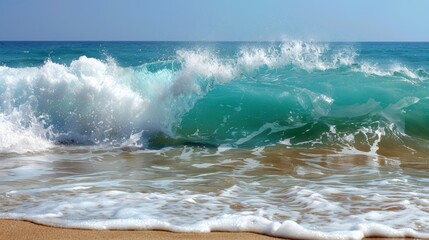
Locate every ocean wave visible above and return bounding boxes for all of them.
[0,41,428,153]
[0,57,150,150]
[0,53,240,152]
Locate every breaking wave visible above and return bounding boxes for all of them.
[0,41,428,153]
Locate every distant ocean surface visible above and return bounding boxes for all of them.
[1,41,429,239]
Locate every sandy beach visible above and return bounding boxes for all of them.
[1,220,420,240]
[0,220,282,240]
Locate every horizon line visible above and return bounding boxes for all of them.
[1,40,429,43]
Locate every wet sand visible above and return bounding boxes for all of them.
[0,220,281,240]
[0,220,419,240]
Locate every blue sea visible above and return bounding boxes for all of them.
[0,41,429,239]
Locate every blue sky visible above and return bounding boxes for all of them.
[1,0,428,41]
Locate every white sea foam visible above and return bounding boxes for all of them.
[1,183,428,239]
[176,49,236,83]
[1,142,429,239]
[0,111,53,153]
[0,57,152,149]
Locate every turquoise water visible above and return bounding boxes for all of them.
[0,41,429,239]
[1,41,429,150]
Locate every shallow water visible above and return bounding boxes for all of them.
[1,146,429,239]
[1,41,429,239]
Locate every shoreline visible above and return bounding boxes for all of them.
[0,220,420,240]
[0,220,281,240]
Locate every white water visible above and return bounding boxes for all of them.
[1,146,429,239]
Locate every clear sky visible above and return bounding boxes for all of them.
[1,0,428,41]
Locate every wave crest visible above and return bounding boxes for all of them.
[237,41,357,71]
[1,41,428,152]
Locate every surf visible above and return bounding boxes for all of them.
[0,41,428,155]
